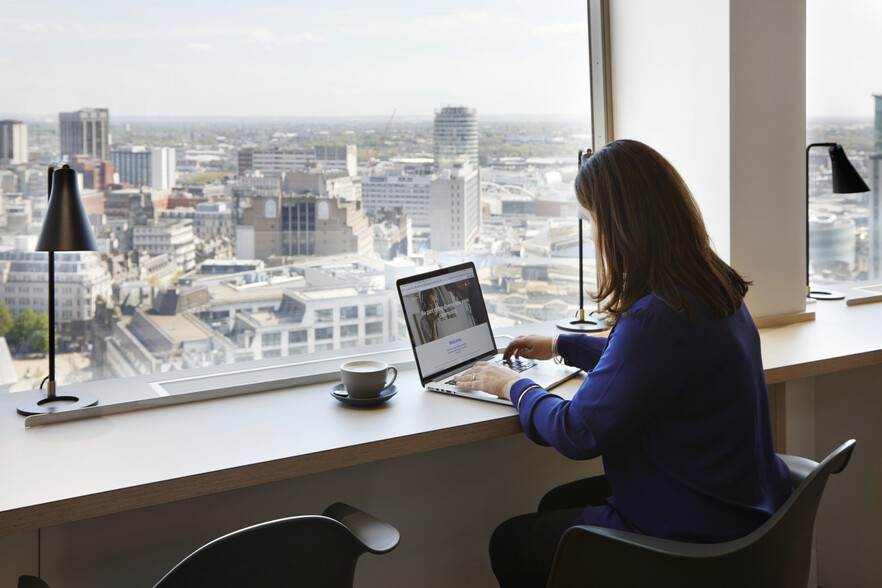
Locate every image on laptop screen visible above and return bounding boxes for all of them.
[398,263,496,382]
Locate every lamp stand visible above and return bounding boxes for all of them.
[17,251,97,416]
[805,143,860,302]
[557,217,606,333]
[807,286,845,301]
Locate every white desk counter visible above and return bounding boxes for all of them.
[1,298,880,539]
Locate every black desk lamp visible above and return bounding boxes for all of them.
[557,149,606,333]
[805,143,870,300]
[17,165,99,415]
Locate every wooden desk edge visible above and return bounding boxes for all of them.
[0,414,523,537]
[763,349,882,385]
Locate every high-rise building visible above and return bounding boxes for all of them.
[433,106,478,170]
[69,155,115,191]
[429,164,481,251]
[59,108,110,160]
[237,195,373,259]
[870,94,882,279]
[0,120,28,165]
[238,145,357,177]
[282,169,362,202]
[132,221,197,272]
[111,145,177,190]
[362,172,433,227]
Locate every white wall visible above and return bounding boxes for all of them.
[607,0,806,319]
[729,0,807,319]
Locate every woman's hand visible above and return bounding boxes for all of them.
[502,335,554,361]
[454,362,522,401]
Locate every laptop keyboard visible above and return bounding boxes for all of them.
[445,358,537,385]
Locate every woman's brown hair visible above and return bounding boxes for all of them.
[575,139,750,322]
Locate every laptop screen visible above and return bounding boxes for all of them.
[397,262,496,383]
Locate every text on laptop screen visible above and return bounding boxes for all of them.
[399,267,495,378]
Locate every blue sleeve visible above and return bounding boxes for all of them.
[557,333,607,371]
[510,307,686,460]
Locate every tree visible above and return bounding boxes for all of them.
[0,302,12,337]
[7,308,50,355]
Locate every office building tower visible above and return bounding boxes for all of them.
[433,106,478,170]
[111,146,177,190]
[132,221,197,272]
[237,195,373,260]
[429,164,481,251]
[362,172,433,227]
[282,169,362,202]
[238,145,357,177]
[870,94,882,279]
[59,108,110,160]
[0,120,28,165]
[193,202,234,241]
[69,155,115,191]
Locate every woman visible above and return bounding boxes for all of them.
[418,289,445,343]
[454,140,792,587]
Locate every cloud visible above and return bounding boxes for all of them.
[188,42,213,52]
[428,17,459,31]
[247,28,280,51]
[288,33,328,43]
[245,29,325,50]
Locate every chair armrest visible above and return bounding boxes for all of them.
[777,453,818,487]
[323,502,400,554]
[547,526,745,588]
[563,525,740,558]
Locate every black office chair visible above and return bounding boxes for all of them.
[154,501,399,587]
[543,439,856,588]
[20,502,400,588]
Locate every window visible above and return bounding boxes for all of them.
[315,327,334,340]
[1,1,591,390]
[315,309,334,323]
[807,0,878,289]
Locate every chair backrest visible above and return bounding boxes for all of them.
[547,439,856,588]
[154,512,376,588]
[719,438,856,587]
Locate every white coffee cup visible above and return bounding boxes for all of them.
[340,360,398,399]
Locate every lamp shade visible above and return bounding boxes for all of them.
[36,165,98,252]
[829,145,870,194]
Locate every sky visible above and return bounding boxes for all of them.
[0,0,591,118]
[806,0,882,119]
[0,0,878,119]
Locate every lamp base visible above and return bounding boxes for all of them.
[556,317,607,333]
[808,289,845,301]
[17,391,98,416]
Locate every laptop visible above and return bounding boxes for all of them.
[396,262,581,405]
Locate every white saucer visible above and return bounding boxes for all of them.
[330,383,397,406]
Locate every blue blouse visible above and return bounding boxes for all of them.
[509,293,793,542]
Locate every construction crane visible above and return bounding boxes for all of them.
[369,107,397,175]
